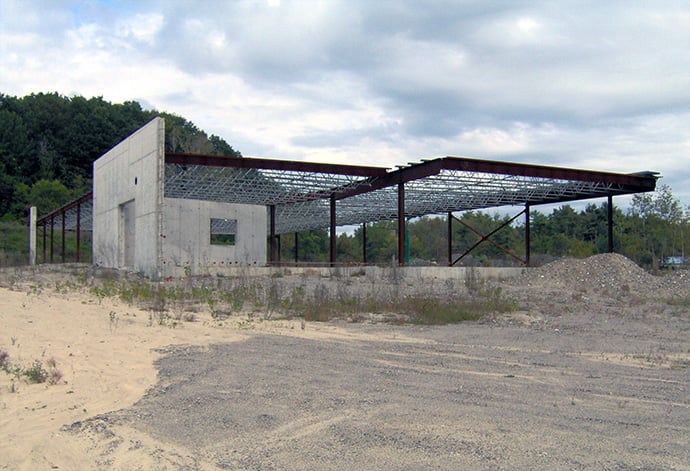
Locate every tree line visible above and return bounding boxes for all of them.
[1,92,686,269]
[0,92,240,221]
[277,186,688,270]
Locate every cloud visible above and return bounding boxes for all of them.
[0,0,688,206]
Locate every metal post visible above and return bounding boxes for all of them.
[28,207,37,265]
[50,215,54,263]
[277,234,281,264]
[42,220,47,263]
[447,211,453,266]
[61,211,66,263]
[76,202,81,263]
[525,204,531,267]
[362,222,367,264]
[294,232,299,264]
[404,217,410,265]
[269,205,276,264]
[330,193,336,266]
[397,183,405,266]
[607,195,614,253]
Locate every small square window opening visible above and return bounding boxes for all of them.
[210,218,237,246]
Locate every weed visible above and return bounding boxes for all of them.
[665,296,690,308]
[0,349,10,371]
[403,296,481,325]
[48,368,63,385]
[237,313,256,329]
[109,310,118,331]
[79,266,518,326]
[23,360,49,383]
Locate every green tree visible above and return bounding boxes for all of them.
[629,185,685,268]
[408,216,447,263]
[11,179,76,219]
[357,220,397,264]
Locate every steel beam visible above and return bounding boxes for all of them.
[441,157,658,189]
[36,192,93,227]
[166,152,388,178]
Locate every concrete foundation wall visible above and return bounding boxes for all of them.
[92,117,164,277]
[162,198,267,274]
[163,264,526,281]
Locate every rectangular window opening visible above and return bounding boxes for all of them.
[210,218,237,246]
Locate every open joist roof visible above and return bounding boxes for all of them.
[38,153,658,235]
[163,153,657,234]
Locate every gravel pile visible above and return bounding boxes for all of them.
[517,253,690,300]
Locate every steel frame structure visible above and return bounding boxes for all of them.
[36,152,658,266]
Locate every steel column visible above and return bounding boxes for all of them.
[398,183,405,266]
[277,234,281,263]
[447,212,453,266]
[525,204,531,267]
[50,215,54,263]
[61,212,66,263]
[330,193,336,266]
[42,220,46,263]
[269,205,276,264]
[362,222,367,264]
[76,202,81,263]
[607,195,614,253]
[294,232,299,264]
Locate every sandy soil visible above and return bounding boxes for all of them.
[1,256,688,470]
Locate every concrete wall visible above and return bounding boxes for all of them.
[162,198,267,274]
[92,117,164,277]
[163,263,526,280]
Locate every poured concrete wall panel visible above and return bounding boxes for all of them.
[92,117,164,277]
[162,198,267,274]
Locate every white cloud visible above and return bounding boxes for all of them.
[1,0,688,207]
[115,12,164,45]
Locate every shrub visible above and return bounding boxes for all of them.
[23,360,49,383]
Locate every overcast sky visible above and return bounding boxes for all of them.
[1,0,689,208]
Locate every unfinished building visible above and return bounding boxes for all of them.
[34,117,659,278]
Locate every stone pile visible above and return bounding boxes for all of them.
[519,253,690,300]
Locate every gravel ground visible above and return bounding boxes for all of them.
[66,254,690,470]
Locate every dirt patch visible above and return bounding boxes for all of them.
[72,317,689,470]
[1,254,689,469]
